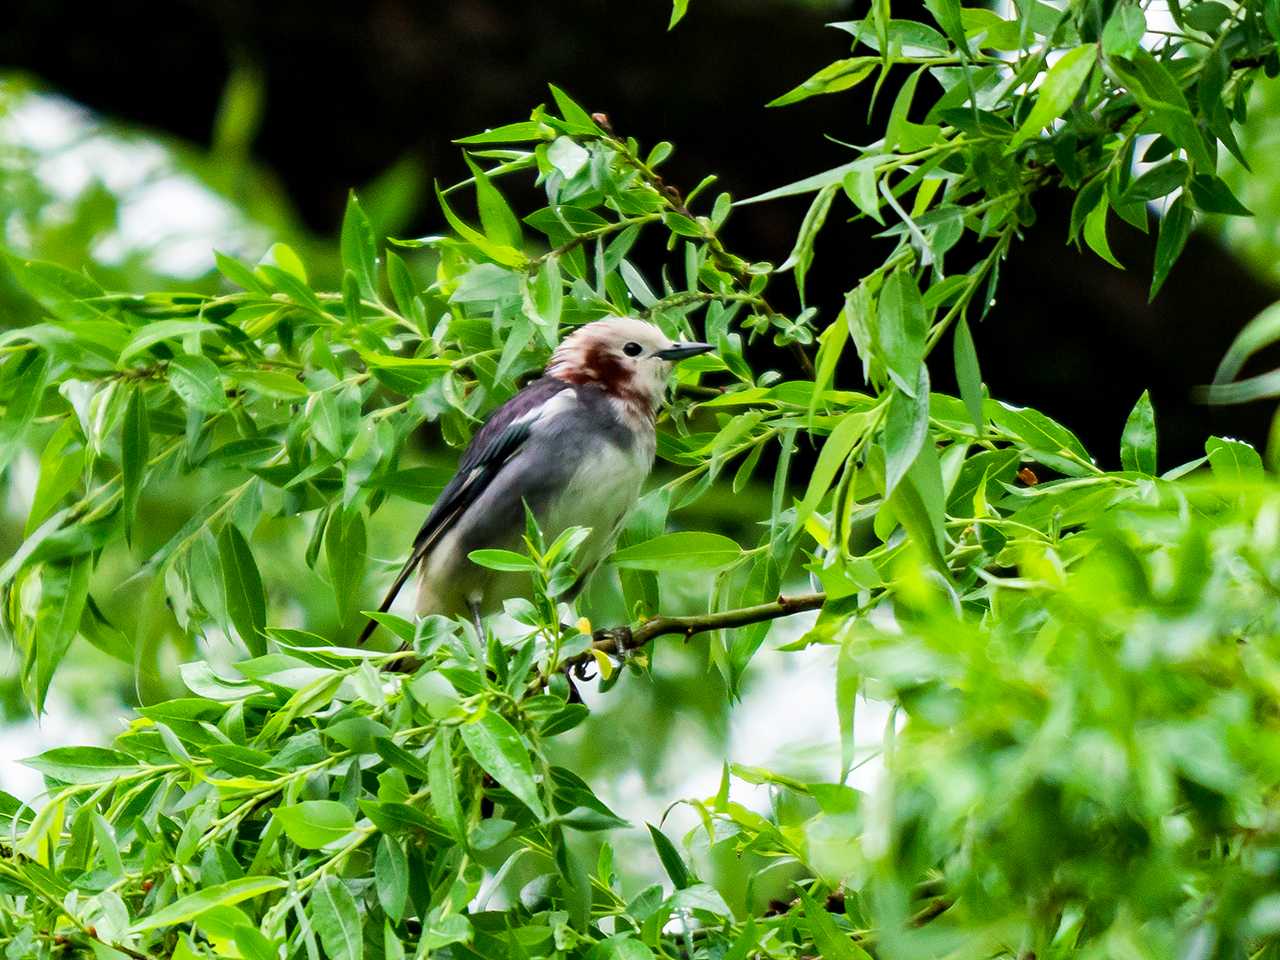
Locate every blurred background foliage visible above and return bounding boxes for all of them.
[3,0,1280,938]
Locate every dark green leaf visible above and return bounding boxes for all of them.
[121,384,149,543]
[1120,390,1157,474]
[218,523,267,656]
[460,711,547,819]
[310,875,363,960]
[341,191,378,299]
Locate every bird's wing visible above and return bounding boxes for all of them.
[357,378,574,644]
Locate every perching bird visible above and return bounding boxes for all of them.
[358,317,713,643]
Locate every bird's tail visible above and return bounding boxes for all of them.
[356,548,425,645]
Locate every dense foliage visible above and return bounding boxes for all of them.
[3,0,1280,956]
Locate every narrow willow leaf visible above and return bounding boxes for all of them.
[460,712,547,819]
[799,890,871,959]
[647,824,692,889]
[375,835,409,922]
[465,155,524,249]
[1150,195,1192,300]
[129,877,288,932]
[341,190,378,299]
[768,58,877,108]
[309,875,363,960]
[669,0,691,29]
[0,351,49,476]
[611,532,743,571]
[1214,301,1280,385]
[795,412,868,527]
[1120,390,1157,474]
[218,524,267,656]
[324,508,366,628]
[23,746,141,784]
[953,317,984,433]
[121,384,149,544]
[31,557,91,715]
[1083,197,1124,269]
[877,270,927,394]
[884,366,931,496]
[836,641,859,781]
[119,320,221,364]
[429,730,466,841]
[780,184,837,306]
[26,419,83,536]
[434,181,526,268]
[1009,44,1097,149]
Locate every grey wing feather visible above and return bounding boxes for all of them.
[356,377,566,644]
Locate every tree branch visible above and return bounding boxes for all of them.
[562,591,826,673]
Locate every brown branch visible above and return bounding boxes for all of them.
[562,591,826,673]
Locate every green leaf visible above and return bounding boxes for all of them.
[460,711,547,819]
[341,191,378,299]
[469,549,537,572]
[922,0,967,46]
[168,354,226,412]
[218,524,267,657]
[375,835,409,923]
[953,317,984,433]
[23,745,140,784]
[532,256,563,347]
[1205,436,1264,481]
[795,412,868,527]
[435,181,526,268]
[1009,44,1097,149]
[129,877,287,933]
[548,84,602,134]
[121,384,149,544]
[669,0,691,29]
[877,270,927,394]
[884,366,931,495]
[768,58,877,108]
[781,184,837,306]
[429,730,466,842]
[1150,195,1193,300]
[119,320,221,364]
[325,508,366,628]
[1189,174,1252,216]
[275,801,357,849]
[309,875,363,960]
[611,532,743,571]
[31,557,91,714]
[26,420,83,535]
[1102,4,1146,58]
[1120,390,1157,474]
[230,369,310,400]
[1214,302,1280,386]
[800,890,871,960]
[8,257,108,322]
[0,351,49,477]
[590,936,658,960]
[1083,196,1124,269]
[647,823,692,889]
[465,155,524,249]
[454,121,548,144]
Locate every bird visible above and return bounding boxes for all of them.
[357,317,713,644]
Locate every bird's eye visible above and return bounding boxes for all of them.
[622,341,644,357]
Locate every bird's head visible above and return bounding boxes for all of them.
[545,317,713,419]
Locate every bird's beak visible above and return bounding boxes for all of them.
[654,342,714,361]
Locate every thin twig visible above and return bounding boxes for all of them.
[562,591,827,672]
